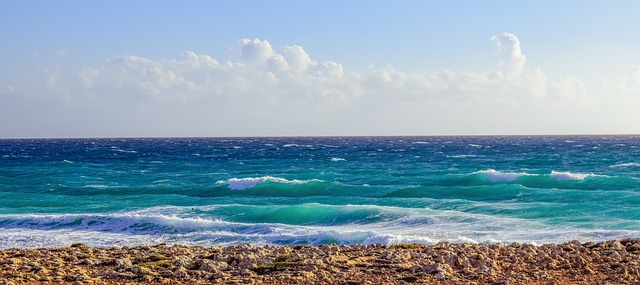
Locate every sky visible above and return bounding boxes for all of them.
[2,1,640,138]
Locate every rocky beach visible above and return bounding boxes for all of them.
[1,239,639,284]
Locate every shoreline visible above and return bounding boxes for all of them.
[1,239,639,284]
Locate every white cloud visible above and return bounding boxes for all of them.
[617,66,640,92]
[4,34,640,137]
[491,33,526,78]
[50,49,67,57]
[39,66,59,88]
[281,45,314,73]
[0,85,17,97]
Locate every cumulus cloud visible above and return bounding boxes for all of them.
[49,34,621,105]
[4,33,640,137]
[281,45,314,73]
[76,36,535,103]
[492,33,526,78]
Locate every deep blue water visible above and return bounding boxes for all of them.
[1,136,640,248]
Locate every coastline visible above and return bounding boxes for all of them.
[1,239,639,284]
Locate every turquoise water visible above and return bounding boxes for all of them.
[1,136,639,248]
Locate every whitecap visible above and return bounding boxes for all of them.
[475,169,526,182]
[219,176,323,190]
[283,144,313,148]
[83,184,125,189]
[550,171,593,181]
[610,163,640,168]
[114,149,138,153]
[331,157,346,162]
[449,154,477,158]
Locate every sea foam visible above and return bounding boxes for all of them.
[220,176,323,190]
[474,169,598,183]
[610,162,640,168]
[475,169,525,182]
[550,171,593,181]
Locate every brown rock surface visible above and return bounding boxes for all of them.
[1,239,639,284]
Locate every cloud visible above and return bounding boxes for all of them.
[75,37,540,104]
[281,45,314,73]
[4,34,640,137]
[50,49,67,57]
[491,33,526,78]
[0,85,17,97]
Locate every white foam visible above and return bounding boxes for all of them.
[550,171,592,181]
[449,154,477,158]
[219,176,323,190]
[610,163,640,168]
[475,169,525,182]
[83,184,111,189]
[283,144,314,148]
[2,205,639,248]
[331,157,346,162]
[110,146,137,153]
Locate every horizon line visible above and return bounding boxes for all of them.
[2,133,640,140]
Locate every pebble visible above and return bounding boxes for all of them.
[0,239,639,284]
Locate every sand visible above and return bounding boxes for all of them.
[1,239,639,284]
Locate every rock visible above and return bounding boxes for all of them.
[424,263,453,277]
[77,258,95,266]
[131,265,153,275]
[609,240,624,251]
[172,256,191,268]
[194,259,227,272]
[240,268,256,277]
[114,258,133,271]
[173,267,190,278]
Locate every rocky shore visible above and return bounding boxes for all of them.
[1,239,639,284]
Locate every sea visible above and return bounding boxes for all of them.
[1,136,639,249]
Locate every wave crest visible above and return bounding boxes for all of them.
[474,169,600,183]
[610,163,640,168]
[550,171,594,181]
[219,176,323,190]
[474,169,526,182]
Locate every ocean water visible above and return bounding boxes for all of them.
[1,136,639,249]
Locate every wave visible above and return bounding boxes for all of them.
[331,157,346,162]
[110,146,138,153]
[218,176,324,190]
[550,171,595,181]
[0,210,233,235]
[429,169,640,191]
[282,144,314,148]
[449,154,477,158]
[473,169,598,182]
[473,169,528,182]
[2,206,639,249]
[610,163,640,168]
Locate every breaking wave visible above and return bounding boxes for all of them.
[218,176,324,190]
[473,169,598,183]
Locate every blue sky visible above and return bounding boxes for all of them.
[2,1,640,137]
